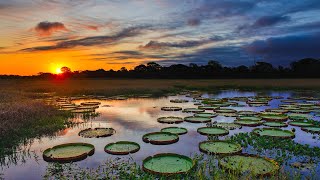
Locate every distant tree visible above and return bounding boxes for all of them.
[120,67,128,72]
[134,64,147,72]
[235,65,249,73]
[251,62,274,73]
[206,60,223,72]
[146,62,162,72]
[61,66,72,74]
[291,58,320,74]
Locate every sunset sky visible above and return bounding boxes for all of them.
[0,0,320,75]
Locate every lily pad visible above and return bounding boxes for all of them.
[142,132,179,145]
[43,143,95,163]
[219,154,279,176]
[80,102,101,106]
[288,121,313,127]
[161,107,182,111]
[199,140,242,155]
[182,108,205,113]
[260,113,288,121]
[253,128,295,139]
[104,141,140,155]
[197,127,229,136]
[184,116,211,123]
[301,126,320,134]
[161,127,188,135]
[263,122,288,128]
[237,116,262,121]
[214,123,242,130]
[194,112,217,118]
[170,99,188,103]
[143,153,194,175]
[234,120,263,127]
[157,116,184,124]
[78,128,115,138]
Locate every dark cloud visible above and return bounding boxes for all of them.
[139,36,224,50]
[34,21,68,36]
[187,18,201,26]
[22,26,148,52]
[244,32,320,63]
[237,15,290,33]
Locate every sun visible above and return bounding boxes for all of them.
[55,68,62,74]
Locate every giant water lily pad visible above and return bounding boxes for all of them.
[219,155,279,176]
[214,123,242,130]
[237,116,262,121]
[199,141,242,155]
[142,132,179,145]
[80,102,101,106]
[198,106,219,110]
[170,99,188,103]
[79,128,115,138]
[104,141,140,155]
[288,121,313,127]
[234,120,263,127]
[197,127,229,136]
[288,113,312,120]
[43,143,95,162]
[157,116,184,124]
[253,128,295,139]
[143,153,194,175]
[214,108,237,113]
[260,113,288,121]
[263,122,288,128]
[238,111,258,116]
[301,126,320,134]
[161,127,188,135]
[182,108,205,113]
[195,112,217,118]
[184,116,211,123]
[161,107,182,111]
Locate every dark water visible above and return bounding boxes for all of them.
[1,90,320,179]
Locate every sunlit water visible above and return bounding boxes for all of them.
[1,90,320,179]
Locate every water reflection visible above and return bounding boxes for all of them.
[1,90,320,179]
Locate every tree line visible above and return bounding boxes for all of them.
[1,58,320,79]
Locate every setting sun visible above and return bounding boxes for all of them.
[55,68,62,74]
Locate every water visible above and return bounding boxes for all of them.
[1,90,320,179]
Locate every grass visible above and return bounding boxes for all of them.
[0,91,72,164]
[1,79,320,96]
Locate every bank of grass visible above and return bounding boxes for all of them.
[0,91,72,162]
[1,79,320,96]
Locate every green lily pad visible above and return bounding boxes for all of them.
[237,116,262,121]
[214,123,242,130]
[142,132,179,145]
[234,120,263,127]
[161,127,188,135]
[253,128,295,139]
[104,141,140,155]
[301,126,320,134]
[182,108,205,113]
[143,153,194,175]
[43,143,95,163]
[199,141,242,155]
[219,154,279,176]
[184,116,211,123]
[197,127,229,136]
[161,107,182,111]
[157,116,184,124]
[170,99,188,103]
[194,112,217,118]
[263,122,288,128]
[78,128,115,138]
[288,121,313,127]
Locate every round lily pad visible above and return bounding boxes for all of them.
[263,122,288,128]
[157,116,184,124]
[184,116,211,123]
[219,154,279,176]
[301,126,320,134]
[214,123,242,130]
[198,106,219,110]
[80,102,101,106]
[253,128,295,139]
[143,153,194,175]
[234,120,263,127]
[288,121,313,127]
[142,132,179,145]
[197,127,229,136]
[214,108,237,113]
[237,116,262,121]
[238,111,258,116]
[289,109,311,114]
[161,107,182,111]
[43,143,95,163]
[161,127,188,135]
[265,108,288,114]
[170,99,188,103]
[194,112,217,118]
[199,140,242,155]
[260,113,288,121]
[104,141,140,155]
[71,109,95,113]
[288,113,312,120]
[182,108,205,113]
[78,128,115,138]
